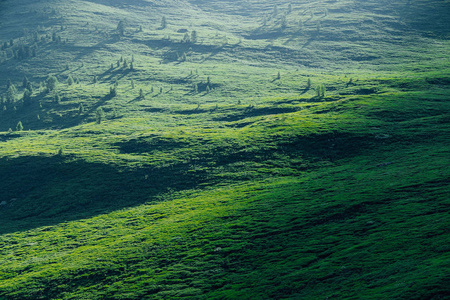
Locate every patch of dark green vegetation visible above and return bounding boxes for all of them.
[0,0,449,299]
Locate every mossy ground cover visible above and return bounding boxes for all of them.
[0,0,449,299]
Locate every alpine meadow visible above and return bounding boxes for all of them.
[0,0,449,299]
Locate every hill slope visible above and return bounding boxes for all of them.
[0,0,449,299]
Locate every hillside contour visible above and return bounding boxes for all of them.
[0,0,449,299]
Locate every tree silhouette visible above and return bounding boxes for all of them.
[183,32,190,43]
[78,103,84,114]
[161,16,167,29]
[22,76,29,88]
[191,30,198,43]
[23,89,32,106]
[117,20,125,36]
[16,121,23,131]
[96,107,105,124]
[6,85,16,103]
[46,75,58,91]
[67,75,74,86]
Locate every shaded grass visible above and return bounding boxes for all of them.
[0,0,449,299]
[0,83,449,298]
[0,142,448,299]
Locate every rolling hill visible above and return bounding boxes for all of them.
[0,0,449,299]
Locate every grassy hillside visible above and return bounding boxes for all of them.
[0,0,449,299]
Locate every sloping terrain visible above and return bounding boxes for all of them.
[0,0,449,299]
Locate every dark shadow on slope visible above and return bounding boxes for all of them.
[0,155,205,235]
[116,136,188,154]
[214,106,302,122]
[84,0,155,9]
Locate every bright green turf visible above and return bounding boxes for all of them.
[0,0,449,299]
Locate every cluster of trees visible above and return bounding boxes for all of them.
[51,32,64,44]
[261,3,327,32]
[0,42,37,61]
[192,76,213,94]
[316,84,326,98]
[1,77,34,107]
[115,18,199,46]
[15,44,37,60]
[262,4,294,28]
[112,56,134,70]
[2,75,63,110]
[1,26,69,62]
[182,30,198,43]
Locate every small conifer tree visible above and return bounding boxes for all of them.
[78,103,84,114]
[96,107,105,124]
[183,32,190,43]
[22,76,29,88]
[23,89,32,105]
[321,85,326,97]
[67,75,74,85]
[273,5,278,17]
[46,75,58,91]
[117,20,125,36]
[6,85,16,103]
[109,86,117,97]
[139,88,144,99]
[16,121,23,131]
[26,81,33,93]
[281,15,287,29]
[191,30,198,43]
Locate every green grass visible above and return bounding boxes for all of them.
[0,0,449,299]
